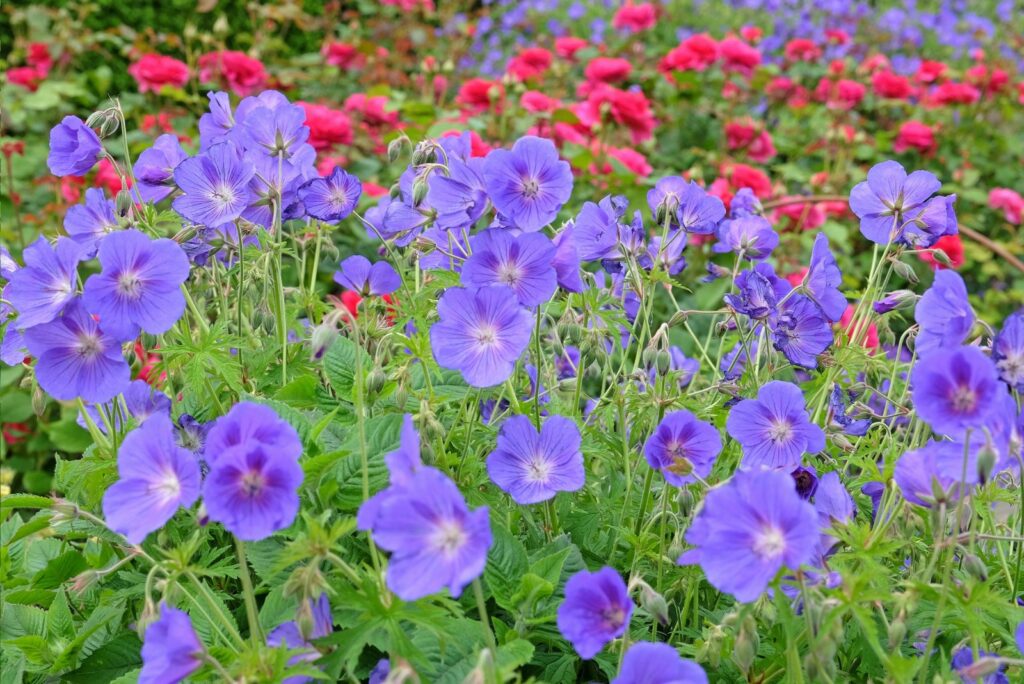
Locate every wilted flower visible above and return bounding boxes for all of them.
[556,567,633,659]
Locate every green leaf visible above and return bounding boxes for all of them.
[323,337,370,397]
[1,603,48,638]
[4,635,52,665]
[483,525,528,611]
[0,494,53,510]
[47,590,75,641]
[32,550,88,590]
[65,633,142,684]
[329,414,403,511]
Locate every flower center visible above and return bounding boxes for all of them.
[49,278,73,304]
[497,261,522,287]
[767,419,793,444]
[431,520,467,557]
[520,176,541,199]
[117,271,143,298]
[525,456,552,483]
[950,385,977,413]
[76,333,104,359]
[996,355,1023,384]
[474,324,498,346]
[600,606,626,630]
[240,470,265,497]
[753,524,786,560]
[149,469,182,503]
[212,184,237,207]
[329,188,351,210]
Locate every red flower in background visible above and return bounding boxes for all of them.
[914,60,947,84]
[893,120,937,155]
[26,43,53,72]
[917,234,964,270]
[718,37,761,76]
[198,50,268,96]
[456,78,505,114]
[841,305,879,350]
[128,54,190,93]
[659,34,719,78]
[322,41,363,69]
[584,57,632,84]
[871,70,913,99]
[5,67,44,91]
[723,162,773,198]
[784,38,820,63]
[966,64,1009,95]
[724,120,776,163]
[577,84,656,143]
[507,47,553,82]
[772,198,826,231]
[612,2,657,32]
[989,188,1024,224]
[555,36,588,60]
[298,101,354,152]
[521,91,560,112]
[927,82,980,106]
[94,158,128,196]
[815,78,865,109]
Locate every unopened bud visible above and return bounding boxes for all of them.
[639,585,670,626]
[411,143,435,166]
[412,178,429,206]
[929,248,953,267]
[873,289,918,314]
[32,384,47,417]
[655,350,672,375]
[310,323,339,361]
[367,368,387,395]
[962,552,988,582]
[668,310,689,327]
[677,487,695,516]
[387,137,407,163]
[975,443,998,485]
[389,183,402,199]
[71,570,101,595]
[889,259,919,284]
[115,189,134,217]
[887,619,906,649]
[733,616,759,673]
[641,347,657,367]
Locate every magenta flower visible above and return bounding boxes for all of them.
[429,285,533,387]
[483,136,573,232]
[678,469,818,602]
[726,381,825,469]
[82,229,190,342]
[461,229,557,306]
[643,409,722,486]
[102,413,201,544]
[486,415,585,504]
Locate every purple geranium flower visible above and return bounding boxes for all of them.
[726,381,825,469]
[139,604,204,684]
[427,155,489,231]
[914,270,974,356]
[556,566,633,659]
[368,466,491,600]
[573,195,627,261]
[813,472,854,557]
[720,338,757,381]
[334,255,401,296]
[550,224,585,293]
[791,465,819,500]
[82,229,190,341]
[239,101,311,160]
[79,379,172,434]
[267,594,332,684]
[172,142,256,227]
[134,134,188,204]
[23,297,130,403]
[298,166,362,223]
[429,285,532,387]
[643,409,722,486]
[357,414,423,531]
[713,215,779,260]
[486,414,584,504]
[198,91,237,150]
[992,310,1024,392]
[241,151,307,228]
[47,116,104,177]
[911,345,1001,437]
[64,188,118,257]
[951,647,1009,684]
[614,642,708,684]
[723,268,779,322]
[902,194,958,248]
[5,237,83,329]
[648,177,724,234]
[848,160,942,244]
[678,468,818,602]
[101,413,201,543]
[204,401,303,467]
[894,440,976,507]
[805,233,846,321]
[461,229,557,306]
[772,294,834,369]
[483,136,573,232]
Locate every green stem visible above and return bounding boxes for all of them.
[234,537,263,643]
[472,578,497,652]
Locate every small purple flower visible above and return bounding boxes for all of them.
[720,339,757,380]
[772,295,834,370]
[23,297,130,403]
[334,255,401,296]
[47,116,103,177]
[644,410,722,486]
[461,229,557,306]
[911,345,1001,437]
[484,136,573,232]
[79,379,172,434]
[101,413,201,544]
[894,440,975,507]
[726,381,825,469]
[199,91,237,150]
[914,270,975,356]
[828,384,870,436]
[992,310,1024,391]
[267,594,332,684]
[299,166,362,223]
[649,177,724,234]
[64,188,118,257]
[427,156,489,231]
[902,194,958,248]
[357,414,423,531]
[873,290,917,315]
[951,647,1009,684]
[241,151,307,228]
[551,224,585,293]
[614,642,708,684]
[713,215,779,260]
[1015,621,1024,654]
[139,604,204,684]
[135,134,188,204]
[813,472,854,557]
[805,234,846,321]
[82,229,190,341]
[678,469,819,602]
[239,101,311,160]
[204,401,303,467]
[555,346,581,379]
[429,285,533,387]
[573,195,627,261]
[5,237,83,329]
[556,567,633,659]
[724,268,779,322]
[368,466,491,600]
[486,415,584,504]
[848,160,942,245]
[369,660,390,684]
[173,142,256,227]
[791,465,819,500]
[729,188,762,217]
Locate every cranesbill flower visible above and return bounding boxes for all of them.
[649,177,724,234]
[334,255,400,296]
[712,215,779,260]
[573,195,628,261]
[426,156,489,231]
[429,285,532,387]
[23,297,130,403]
[239,101,311,160]
[894,440,976,507]
[139,604,203,684]
[64,189,118,256]
[678,468,818,603]
[369,467,491,600]
[47,115,103,177]
[486,415,584,504]
[556,567,633,659]
[910,345,1001,437]
[79,379,172,434]
[813,472,854,557]
[805,233,846,321]
[915,270,975,356]
[902,194,958,248]
[772,294,834,369]
[551,224,585,293]
[204,401,303,467]
[726,381,825,469]
[484,136,573,232]
[299,166,362,223]
[951,647,1009,684]
[101,413,201,543]
[461,229,557,306]
[357,414,423,531]
[644,409,721,486]
[242,151,307,228]
[848,160,942,245]
[720,339,757,380]
[614,642,708,684]
[828,384,871,436]
[82,229,190,341]
[5,237,83,329]
[198,91,237,150]
[992,310,1024,391]
[267,594,332,684]
[723,269,778,322]
[172,142,255,227]
[134,134,188,203]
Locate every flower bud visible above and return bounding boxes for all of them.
[641,347,657,367]
[387,137,407,163]
[962,552,988,582]
[929,248,953,267]
[655,350,672,375]
[639,585,670,626]
[887,619,906,649]
[676,486,695,516]
[115,189,134,218]
[32,384,47,417]
[310,323,339,361]
[367,367,387,395]
[71,569,101,595]
[975,442,998,485]
[668,310,689,327]
[889,258,919,284]
[873,289,918,314]
[411,143,436,166]
[412,178,429,207]
[733,616,759,673]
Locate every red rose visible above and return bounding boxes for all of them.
[928,82,980,106]
[989,188,1024,225]
[612,1,657,32]
[659,34,718,78]
[718,37,760,77]
[871,70,913,100]
[784,38,820,63]
[26,42,53,72]
[322,41,362,69]
[198,50,267,96]
[507,47,553,82]
[815,78,865,109]
[893,120,936,156]
[555,37,588,60]
[128,54,190,93]
[584,57,632,84]
[297,102,354,152]
[724,163,772,198]
[456,78,504,113]
[6,66,44,91]
[914,60,947,84]
[521,91,560,112]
